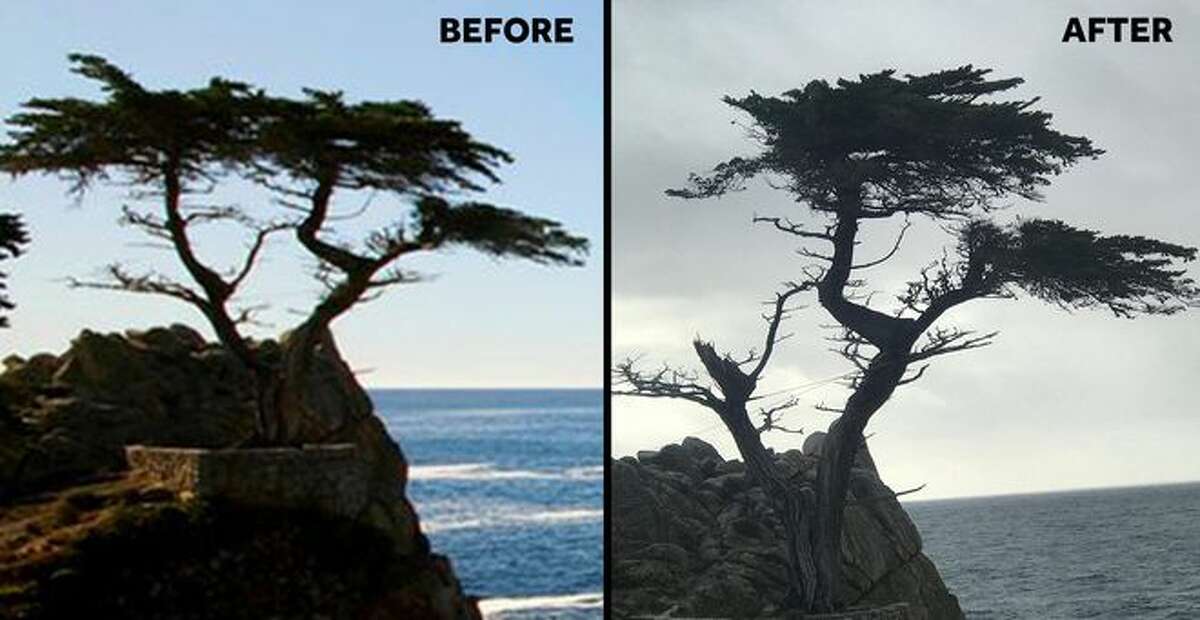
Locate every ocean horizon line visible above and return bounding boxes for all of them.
[364,386,602,391]
[904,478,1200,504]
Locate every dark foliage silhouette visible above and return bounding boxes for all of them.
[2,55,588,444]
[0,213,28,328]
[616,66,1198,612]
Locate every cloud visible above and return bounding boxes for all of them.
[612,0,1200,498]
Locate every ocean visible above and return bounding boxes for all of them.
[372,389,603,619]
[906,482,1200,619]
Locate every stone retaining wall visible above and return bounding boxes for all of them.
[125,444,368,519]
[807,603,913,619]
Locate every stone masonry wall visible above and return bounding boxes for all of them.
[808,603,914,619]
[125,444,368,520]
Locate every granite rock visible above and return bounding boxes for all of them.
[0,325,476,620]
[611,436,963,619]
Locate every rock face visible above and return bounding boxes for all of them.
[1,326,257,496]
[611,437,963,619]
[0,480,474,620]
[0,325,476,619]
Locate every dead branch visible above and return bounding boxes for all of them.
[612,357,721,408]
[230,219,294,290]
[68,264,205,309]
[896,364,930,386]
[752,215,834,241]
[907,327,998,363]
[847,483,927,506]
[851,220,911,270]
[750,281,815,380]
[757,396,804,435]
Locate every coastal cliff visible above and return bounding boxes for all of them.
[612,437,962,619]
[0,325,477,619]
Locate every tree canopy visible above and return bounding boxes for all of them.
[2,54,261,193]
[945,218,1197,317]
[0,213,28,328]
[669,66,1197,337]
[1,54,588,442]
[669,66,1103,217]
[619,65,1200,612]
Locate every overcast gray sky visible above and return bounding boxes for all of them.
[612,0,1200,500]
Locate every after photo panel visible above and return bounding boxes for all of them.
[610,1,1200,619]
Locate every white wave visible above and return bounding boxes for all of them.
[409,463,551,480]
[409,462,602,482]
[517,508,603,523]
[422,517,487,533]
[421,508,602,534]
[563,465,604,480]
[479,591,604,616]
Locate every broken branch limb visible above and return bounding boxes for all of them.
[847,483,927,506]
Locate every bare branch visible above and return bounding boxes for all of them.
[749,281,815,380]
[814,401,845,415]
[229,219,294,290]
[181,204,253,227]
[756,396,804,435]
[325,190,377,222]
[847,483,927,506]
[753,215,834,241]
[365,266,426,289]
[798,247,835,263]
[118,206,172,241]
[231,303,271,327]
[296,177,377,276]
[67,264,206,310]
[896,364,930,386]
[612,357,722,408]
[851,220,911,270]
[907,327,998,363]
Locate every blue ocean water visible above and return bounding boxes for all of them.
[372,389,603,619]
[906,482,1200,619]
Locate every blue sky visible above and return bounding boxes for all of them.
[0,1,603,388]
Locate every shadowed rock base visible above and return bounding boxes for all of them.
[0,326,480,619]
[612,437,963,619]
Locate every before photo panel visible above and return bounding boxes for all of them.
[0,2,601,619]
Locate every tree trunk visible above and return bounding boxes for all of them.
[252,368,283,444]
[242,322,329,446]
[810,353,907,609]
[718,403,822,611]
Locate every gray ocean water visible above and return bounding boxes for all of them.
[906,482,1200,619]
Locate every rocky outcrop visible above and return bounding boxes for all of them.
[0,477,477,619]
[1,326,257,496]
[0,325,476,619]
[612,436,962,619]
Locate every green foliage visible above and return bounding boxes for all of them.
[958,218,1199,316]
[253,89,512,194]
[0,54,586,269]
[669,66,1103,217]
[412,196,588,266]
[674,64,1197,322]
[0,213,28,328]
[2,54,261,194]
